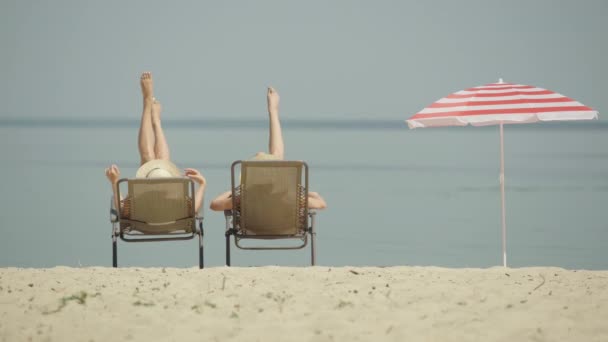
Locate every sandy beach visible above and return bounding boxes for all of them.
[1,266,607,341]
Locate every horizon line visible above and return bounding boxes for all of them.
[0,117,605,130]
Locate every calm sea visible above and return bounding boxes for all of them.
[1,118,606,269]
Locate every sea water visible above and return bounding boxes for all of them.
[0,119,606,269]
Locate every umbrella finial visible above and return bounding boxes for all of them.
[498,78,504,84]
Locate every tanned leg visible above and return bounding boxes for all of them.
[152,98,171,161]
[267,86,284,159]
[138,72,156,165]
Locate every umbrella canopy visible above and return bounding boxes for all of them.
[407,79,598,128]
[406,79,598,267]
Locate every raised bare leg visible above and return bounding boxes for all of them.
[267,86,284,159]
[152,98,171,161]
[138,72,156,165]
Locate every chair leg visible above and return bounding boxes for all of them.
[310,231,317,266]
[225,234,231,267]
[198,230,204,269]
[112,236,118,268]
[310,234,316,266]
[310,213,316,266]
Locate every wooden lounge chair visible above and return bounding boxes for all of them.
[224,160,317,266]
[110,178,204,268]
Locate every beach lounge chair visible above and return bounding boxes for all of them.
[110,178,204,268]
[223,160,317,266]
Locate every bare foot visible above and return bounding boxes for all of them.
[140,72,154,101]
[152,98,162,124]
[267,86,280,115]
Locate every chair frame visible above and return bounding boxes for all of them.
[110,177,204,268]
[224,160,317,266]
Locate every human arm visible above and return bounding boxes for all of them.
[184,168,206,214]
[308,191,327,210]
[210,191,234,211]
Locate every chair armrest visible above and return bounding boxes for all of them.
[223,210,235,234]
[110,196,119,223]
[194,193,204,221]
[195,215,204,235]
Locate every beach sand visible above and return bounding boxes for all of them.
[1,266,607,341]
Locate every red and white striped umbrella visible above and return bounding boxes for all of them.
[406,79,598,267]
[407,79,597,128]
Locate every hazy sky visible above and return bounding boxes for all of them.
[1,0,606,121]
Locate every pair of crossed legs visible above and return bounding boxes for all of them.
[138,72,170,165]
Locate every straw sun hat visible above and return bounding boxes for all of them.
[251,152,280,161]
[135,159,182,178]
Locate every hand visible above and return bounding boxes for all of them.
[184,168,206,186]
[105,164,121,184]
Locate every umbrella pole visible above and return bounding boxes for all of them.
[499,123,507,267]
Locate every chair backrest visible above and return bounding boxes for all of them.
[120,178,194,233]
[233,161,308,236]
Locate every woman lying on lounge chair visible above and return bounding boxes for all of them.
[105,72,206,214]
[209,87,327,211]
